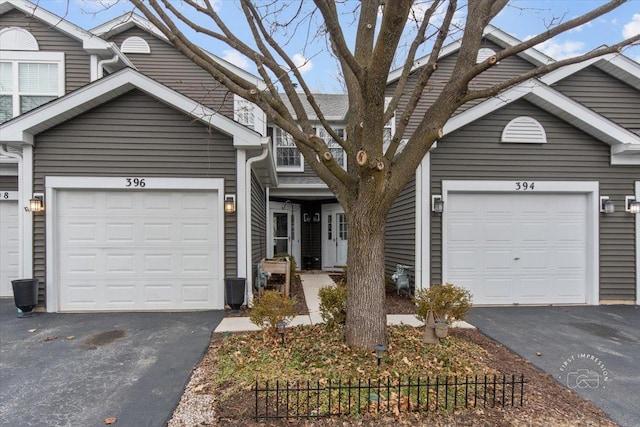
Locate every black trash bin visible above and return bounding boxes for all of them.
[225,277,246,313]
[12,278,39,317]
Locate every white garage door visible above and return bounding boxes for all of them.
[0,199,19,297]
[57,189,221,311]
[446,192,587,305]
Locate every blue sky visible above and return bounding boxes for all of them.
[44,0,640,92]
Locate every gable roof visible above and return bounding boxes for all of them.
[387,24,554,84]
[91,12,265,89]
[280,93,349,121]
[0,0,132,67]
[442,79,640,165]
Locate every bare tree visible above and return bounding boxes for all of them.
[128,0,638,349]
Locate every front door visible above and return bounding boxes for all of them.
[322,203,347,269]
[269,202,301,263]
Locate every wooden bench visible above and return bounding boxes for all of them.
[260,257,291,297]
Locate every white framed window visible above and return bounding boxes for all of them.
[383,96,396,150]
[317,126,346,168]
[234,94,266,134]
[0,51,65,123]
[273,127,304,172]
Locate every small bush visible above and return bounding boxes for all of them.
[414,284,472,324]
[318,280,347,328]
[249,290,296,334]
[273,253,297,275]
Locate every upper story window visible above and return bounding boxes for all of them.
[234,94,266,135]
[0,28,64,124]
[317,127,346,168]
[274,127,304,172]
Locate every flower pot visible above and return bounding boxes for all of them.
[434,321,449,338]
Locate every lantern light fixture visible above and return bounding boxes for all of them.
[224,194,236,213]
[432,195,444,213]
[28,194,45,213]
[625,196,640,214]
[600,196,615,214]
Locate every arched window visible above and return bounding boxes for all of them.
[501,116,547,144]
[121,36,151,54]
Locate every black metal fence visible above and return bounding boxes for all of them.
[254,374,526,420]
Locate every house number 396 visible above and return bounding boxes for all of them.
[125,178,146,188]
[515,181,535,190]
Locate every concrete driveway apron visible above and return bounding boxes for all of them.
[467,305,640,427]
[0,299,223,427]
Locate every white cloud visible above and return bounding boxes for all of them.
[568,22,592,33]
[536,39,585,60]
[292,53,313,75]
[221,50,249,70]
[623,14,640,39]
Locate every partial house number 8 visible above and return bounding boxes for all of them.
[125,178,146,188]
[515,181,535,190]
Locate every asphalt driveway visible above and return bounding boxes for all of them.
[467,305,640,427]
[0,299,223,427]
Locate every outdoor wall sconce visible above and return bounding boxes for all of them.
[28,194,45,213]
[313,213,320,222]
[432,195,444,213]
[625,196,640,214]
[224,194,236,213]
[303,213,310,223]
[600,196,615,214]
[374,344,387,366]
[276,321,286,346]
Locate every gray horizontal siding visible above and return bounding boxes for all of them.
[108,28,235,120]
[0,175,18,190]
[33,89,237,305]
[251,171,266,267]
[385,40,535,139]
[430,99,638,301]
[385,175,416,283]
[553,66,640,130]
[1,9,90,93]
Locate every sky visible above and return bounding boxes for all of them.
[41,0,640,92]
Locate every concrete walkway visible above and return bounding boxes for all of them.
[215,274,474,332]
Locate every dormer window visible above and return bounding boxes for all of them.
[121,36,151,54]
[501,116,547,144]
[0,28,64,123]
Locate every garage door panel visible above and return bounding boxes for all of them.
[58,189,220,311]
[0,201,20,297]
[446,192,587,305]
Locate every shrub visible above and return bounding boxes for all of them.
[318,280,347,328]
[414,284,472,325]
[249,290,296,334]
[273,253,297,275]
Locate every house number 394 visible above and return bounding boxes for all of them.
[515,181,535,190]
[125,178,146,188]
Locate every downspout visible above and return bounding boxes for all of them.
[245,145,270,307]
[97,55,119,79]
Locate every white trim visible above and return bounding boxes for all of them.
[0,191,18,200]
[236,149,247,286]
[443,80,640,155]
[441,180,600,305]
[44,176,225,312]
[89,55,99,82]
[636,181,640,305]
[0,0,118,53]
[0,68,263,148]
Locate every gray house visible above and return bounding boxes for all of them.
[1,0,638,312]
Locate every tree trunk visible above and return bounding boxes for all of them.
[344,206,387,349]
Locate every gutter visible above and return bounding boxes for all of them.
[97,54,121,79]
